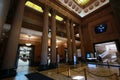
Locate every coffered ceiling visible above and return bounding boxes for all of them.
[58,0,109,17]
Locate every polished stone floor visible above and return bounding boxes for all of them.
[2,63,120,80]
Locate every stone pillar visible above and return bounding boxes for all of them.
[51,9,56,65]
[70,20,77,56]
[2,0,26,70]
[40,5,49,66]
[109,0,120,26]
[66,18,72,63]
[78,25,85,58]
[1,0,26,77]
[0,0,10,40]
[109,0,120,64]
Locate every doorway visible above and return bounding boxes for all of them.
[17,44,34,72]
[94,41,118,63]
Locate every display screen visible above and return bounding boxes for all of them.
[86,52,91,58]
[95,24,107,34]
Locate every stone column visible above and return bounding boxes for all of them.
[78,25,85,58]
[70,20,77,64]
[70,20,77,56]
[109,0,120,26]
[109,0,120,63]
[40,5,49,66]
[2,0,26,70]
[66,18,72,63]
[51,9,56,65]
[0,0,10,69]
[0,0,10,40]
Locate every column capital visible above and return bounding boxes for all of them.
[42,4,50,12]
[70,19,73,25]
[65,17,74,25]
[70,19,73,22]
[50,8,56,15]
[65,18,70,23]
[65,17,70,21]
[65,18,72,23]
[78,24,82,28]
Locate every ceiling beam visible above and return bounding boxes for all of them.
[36,0,81,24]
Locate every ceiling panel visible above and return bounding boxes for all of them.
[58,0,109,17]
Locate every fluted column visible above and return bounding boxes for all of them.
[40,5,49,65]
[78,25,85,57]
[51,9,56,64]
[70,20,77,57]
[109,0,120,64]
[109,0,120,39]
[2,0,26,69]
[66,18,72,62]
[0,0,10,40]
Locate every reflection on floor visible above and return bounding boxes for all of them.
[18,59,29,66]
[2,63,120,80]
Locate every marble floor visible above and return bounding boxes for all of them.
[2,63,120,80]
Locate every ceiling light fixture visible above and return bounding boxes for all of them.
[25,43,32,46]
[25,1,43,12]
[75,0,90,6]
[25,1,63,21]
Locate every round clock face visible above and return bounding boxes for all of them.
[95,24,107,34]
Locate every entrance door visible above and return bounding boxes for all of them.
[16,44,34,71]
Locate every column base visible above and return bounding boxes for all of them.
[68,60,74,65]
[0,68,16,79]
[38,63,57,71]
[67,60,79,65]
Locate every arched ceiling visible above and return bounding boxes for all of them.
[58,0,109,17]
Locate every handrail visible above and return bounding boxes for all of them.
[87,69,119,80]
[56,63,119,80]
[71,69,84,73]
[87,70,115,77]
